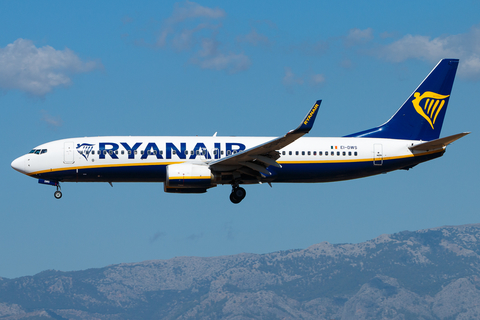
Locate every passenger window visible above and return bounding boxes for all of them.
[348,151,351,156]
[296,151,299,156]
[135,150,138,155]
[128,150,131,155]
[121,150,124,155]
[227,150,231,156]
[154,150,157,155]
[221,151,224,155]
[301,151,305,156]
[331,151,334,156]
[115,150,118,154]
[313,151,316,156]
[289,151,292,156]
[141,151,144,155]
[337,152,340,156]
[325,151,328,156]
[185,150,189,155]
[342,151,346,156]
[172,150,176,155]
[109,150,113,155]
[160,150,163,155]
[307,151,311,156]
[354,151,358,156]
[319,151,323,156]
[282,151,285,155]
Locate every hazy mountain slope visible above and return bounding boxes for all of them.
[1,224,479,319]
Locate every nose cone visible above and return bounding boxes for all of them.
[11,156,26,174]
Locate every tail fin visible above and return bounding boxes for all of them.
[346,59,459,141]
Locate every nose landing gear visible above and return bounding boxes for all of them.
[230,186,246,204]
[54,184,62,199]
[38,179,62,199]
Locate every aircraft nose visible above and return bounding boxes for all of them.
[11,156,26,174]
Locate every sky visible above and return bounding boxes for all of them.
[1,0,479,279]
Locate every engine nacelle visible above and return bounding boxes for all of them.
[165,163,216,193]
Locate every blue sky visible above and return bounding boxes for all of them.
[1,0,479,279]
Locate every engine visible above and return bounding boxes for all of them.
[164,163,216,193]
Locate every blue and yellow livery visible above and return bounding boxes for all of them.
[11,59,469,203]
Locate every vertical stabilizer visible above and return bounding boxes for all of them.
[346,59,459,141]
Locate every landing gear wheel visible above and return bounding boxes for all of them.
[230,187,246,204]
[233,187,246,200]
[54,190,62,199]
[230,192,241,204]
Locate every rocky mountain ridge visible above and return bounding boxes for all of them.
[1,224,480,319]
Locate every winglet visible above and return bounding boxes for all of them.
[293,100,321,134]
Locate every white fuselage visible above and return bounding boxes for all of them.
[11,135,443,184]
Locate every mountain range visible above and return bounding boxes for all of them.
[1,223,480,319]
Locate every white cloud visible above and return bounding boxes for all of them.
[156,1,225,49]
[377,34,453,62]
[40,110,62,128]
[310,74,326,85]
[192,38,251,73]
[0,38,101,96]
[168,0,225,24]
[152,1,251,73]
[283,67,304,88]
[344,28,374,47]
[282,67,325,90]
[237,28,271,47]
[376,25,480,80]
[196,52,251,73]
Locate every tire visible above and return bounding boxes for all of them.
[230,192,241,204]
[233,187,246,200]
[54,191,62,199]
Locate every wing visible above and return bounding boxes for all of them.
[208,100,321,177]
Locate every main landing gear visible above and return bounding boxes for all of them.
[230,186,246,204]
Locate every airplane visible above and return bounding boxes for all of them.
[11,58,469,204]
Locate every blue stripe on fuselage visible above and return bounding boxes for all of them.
[31,150,443,183]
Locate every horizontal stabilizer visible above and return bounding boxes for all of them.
[409,132,470,151]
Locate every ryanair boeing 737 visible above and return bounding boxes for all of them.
[11,59,469,203]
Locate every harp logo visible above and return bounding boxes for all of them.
[76,143,95,161]
[412,91,450,130]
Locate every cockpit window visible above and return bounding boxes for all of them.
[30,149,48,155]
